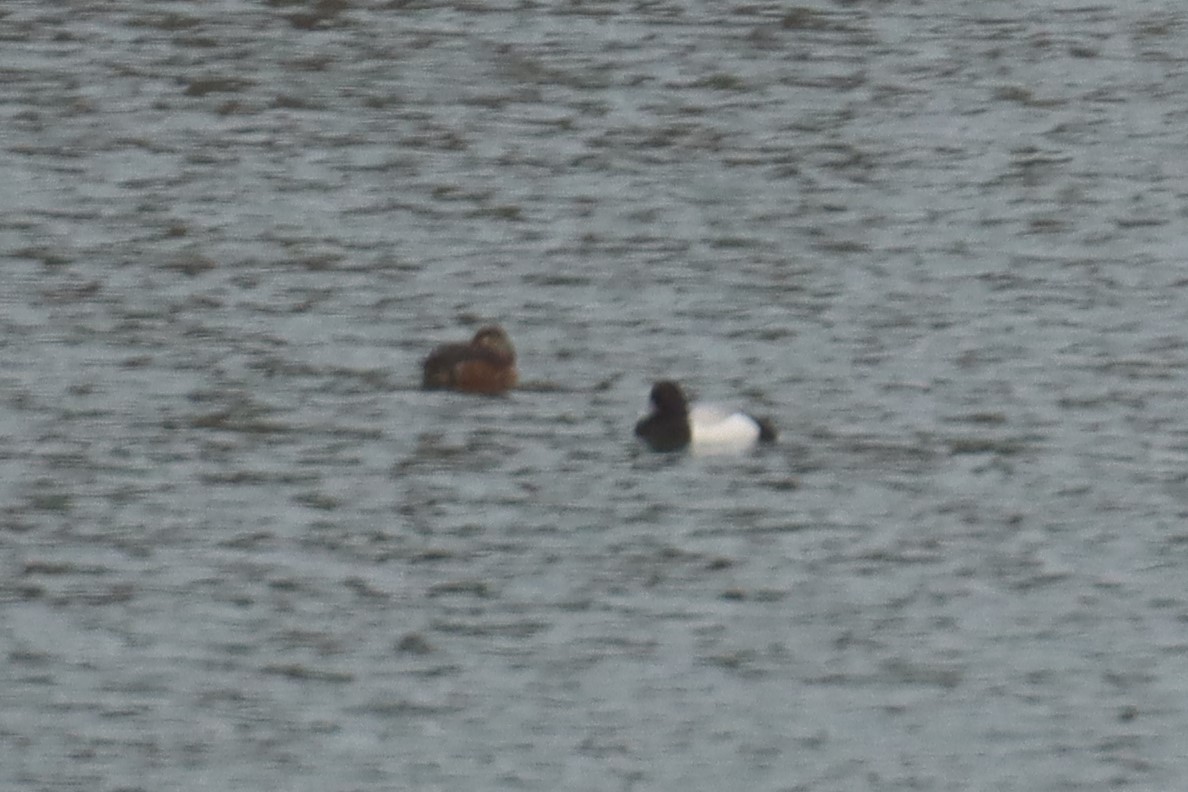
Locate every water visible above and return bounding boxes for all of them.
[3,1,1188,789]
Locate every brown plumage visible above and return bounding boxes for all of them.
[421,325,518,395]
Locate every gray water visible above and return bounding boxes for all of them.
[3,1,1188,789]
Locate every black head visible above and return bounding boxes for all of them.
[635,380,692,452]
[649,380,689,416]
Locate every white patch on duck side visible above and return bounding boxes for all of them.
[688,404,761,454]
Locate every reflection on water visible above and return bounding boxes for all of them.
[3,1,1188,789]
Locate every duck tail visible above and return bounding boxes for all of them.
[751,415,778,443]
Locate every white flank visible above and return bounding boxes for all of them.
[688,404,759,454]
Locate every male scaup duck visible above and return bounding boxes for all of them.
[634,380,777,453]
[422,325,518,395]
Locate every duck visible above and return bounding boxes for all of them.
[421,325,518,395]
[634,380,777,453]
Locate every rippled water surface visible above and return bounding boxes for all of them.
[4,1,1188,789]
